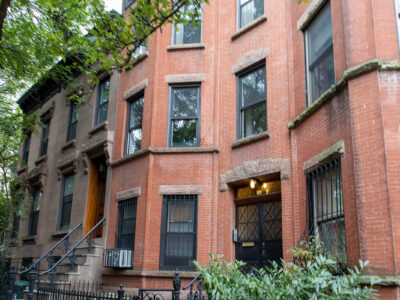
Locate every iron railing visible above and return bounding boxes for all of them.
[183,274,203,300]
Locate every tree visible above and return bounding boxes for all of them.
[0,0,207,252]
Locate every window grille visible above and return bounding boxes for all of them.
[302,157,347,266]
[116,198,137,250]
[160,195,197,270]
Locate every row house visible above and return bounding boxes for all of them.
[12,0,400,298]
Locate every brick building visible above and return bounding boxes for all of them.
[13,0,400,298]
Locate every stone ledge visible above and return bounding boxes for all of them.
[231,131,270,149]
[159,185,203,195]
[61,139,76,152]
[111,146,219,168]
[116,187,141,201]
[102,269,199,279]
[231,15,267,41]
[123,79,148,100]
[287,59,400,130]
[167,43,205,51]
[34,154,47,166]
[22,235,37,244]
[303,140,345,173]
[51,230,69,239]
[165,73,206,84]
[131,52,148,67]
[360,275,400,287]
[88,121,108,136]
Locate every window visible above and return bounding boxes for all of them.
[59,174,74,230]
[125,95,144,155]
[22,131,31,164]
[39,119,50,157]
[116,198,137,249]
[168,85,201,147]
[125,0,135,9]
[238,65,267,139]
[172,4,202,44]
[395,0,400,50]
[160,195,197,270]
[66,101,78,142]
[304,2,335,104]
[306,157,346,264]
[20,258,33,281]
[133,40,147,59]
[238,0,264,29]
[28,186,41,236]
[95,78,110,126]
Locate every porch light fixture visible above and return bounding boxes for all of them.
[250,178,257,189]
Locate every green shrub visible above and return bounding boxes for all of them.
[195,254,377,300]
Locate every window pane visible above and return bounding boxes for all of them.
[167,199,195,232]
[243,102,267,137]
[172,87,199,118]
[318,218,347,264]
[307,5,332,65]
[172,120,198,146]
[182,23,201,44]
[241,67,266,107]
[33,188,41,211]
[97,104,108,124]
[240,0,264,28]
[60,200,72,230]
[310,51,335,101]
[127,129,142,154]
[166,234,194,257]
[99,80,110,105]
[129,97,144,128]
[64,175,74,196]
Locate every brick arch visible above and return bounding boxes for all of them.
[219,158,290,191]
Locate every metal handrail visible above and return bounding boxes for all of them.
[183,273,201,290]
[19,223,82,275]
[39,218,105,276]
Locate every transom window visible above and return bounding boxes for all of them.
[238,65,267,139]
[59,174,74,230]
[304,2,335,105]
[238,0,264,29]
[160,195,197,270]
[116,198,137,249]
[67,101,78,142]
[172,4,202,44]
[125,95,144,155]
[39,119,50,157]
[95,78,110,126]
[307,157,346,264]
[168,85,201,147]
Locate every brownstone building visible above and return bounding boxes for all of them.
[13,0,400,298]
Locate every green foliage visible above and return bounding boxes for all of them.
[195,253,377,300]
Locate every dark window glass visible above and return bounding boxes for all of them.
[305,3,335,104]
[173,5,202,44]
[59,174,74,230]
[28,186,41,236]
[307,158,346,264]
[20,258,33,281]
[238,65,267,138]
[169,86,200,147]
[39,119,50,157]
[125,96,144,155]
[22,131,31,164]
[239,0,264,28]
[125,0,135,9]
[116,198,137,249]
[160,195,197,270]
[67,101,78,142]
[95,78,110,126]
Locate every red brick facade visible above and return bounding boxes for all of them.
[89,0,400,298]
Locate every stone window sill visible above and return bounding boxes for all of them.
[22,235,37,244]
[131,52,148,67]
[51,230,69,239]
[231,15,267,41]
[167,43,205,51]
[89,121,108,137]
[61,139,76,152]
[35,155,47,166]
[231,131,270,149]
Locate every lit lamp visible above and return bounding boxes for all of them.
[250,178,257,189]
[262,182,270,195]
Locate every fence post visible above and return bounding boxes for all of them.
[173,269,181,300]
[27,269,38,300]
[118,284,125,300]
[6,265,16,300]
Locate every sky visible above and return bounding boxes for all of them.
[105,0,122,13]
